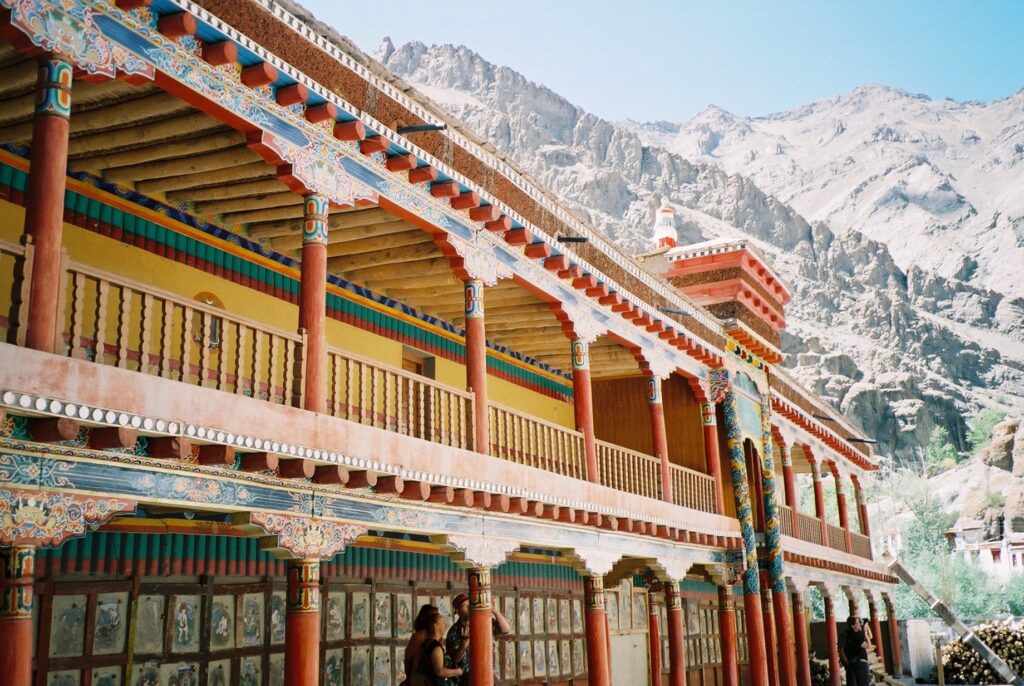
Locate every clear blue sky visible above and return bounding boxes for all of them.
[301,0,1024,122]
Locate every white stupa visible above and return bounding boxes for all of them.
[651,199,677,249]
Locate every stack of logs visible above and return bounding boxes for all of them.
[935,620,1024,684]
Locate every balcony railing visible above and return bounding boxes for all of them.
[850,531,873,560]
[778,504,796,538]
[327,347,474,450]
[488,402,587,479]
[826,522,848,553]
[61,259,306,406]
[668,464,718,514]
[3,249,872,527]
[596,439,662,501]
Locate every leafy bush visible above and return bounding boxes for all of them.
[967,409,1006,457]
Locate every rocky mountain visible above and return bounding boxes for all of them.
[625,86,1024,300]
[372,38,1024,462]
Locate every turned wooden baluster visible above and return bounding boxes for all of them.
[67,271,86,359]
[137,292,154,374]
[233,324,247,396]
[94,279,109,365]
[283,338,296,405]
[114,286,132,369]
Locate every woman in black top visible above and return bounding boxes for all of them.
[842,616,871,686]
[411,612,463,686]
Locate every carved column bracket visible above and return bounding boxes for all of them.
[572,546,622,578]
[0,487,135,547]
[239,511,366,560]
[441,533,518,569]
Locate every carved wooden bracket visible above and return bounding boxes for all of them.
[238,511,366,560]
[0,487,135,547]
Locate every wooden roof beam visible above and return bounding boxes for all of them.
[66,111,224,157]
[266,218,412,251]
[325,242,441,273]
[70,129,244,172]
[135,161,269,195]
[193,190,297,217]
[341,256,452,282]
[323,230,429,258]
[103,145,263,183]
[167,177,285,203]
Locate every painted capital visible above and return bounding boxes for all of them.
[286,559,321,612]
[571,339,590,370]
[0,545,35,619]
[302,194,330,245]
[467,567,492,609]
[700,402,717,426]
[34,57,73,119]
[665,582,682,610]
[464,279,485,318]
[244,511,366,560]
[573,546,621,577]
[0,488,135,547]
[444,534,517,569]
[647,376,663,404]
[583,575,605,610]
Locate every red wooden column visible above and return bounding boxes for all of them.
[851,475,871,537]
[464,279,489,453]
[699,401,726,513]
[718,583,739,686]
[779,442,798,509]
[884,594,902,676]
[648,375,673,503]
[665,582,686,686]
[468,567,494,686]
[583,576,611,686]
[285,559,321,686]
[571,339,599,483]
[298,195,329,412]
[829,464,854,554]
[647,588,663,686]
[0,546,35,686]
[23,57,73,353]
[792,590,812,686]
[867,595,884,662]
[822,593,842,686]
[810,458,829,545]
[760,575,780,686]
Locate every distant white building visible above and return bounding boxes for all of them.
[946,518,1024,583]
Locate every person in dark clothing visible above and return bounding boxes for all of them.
[411,612,462,686]
[841,615,871,686]
[445,592,512,686]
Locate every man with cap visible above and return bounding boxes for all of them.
[446,591,511,685]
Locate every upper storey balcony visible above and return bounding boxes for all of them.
[0,18,875,567]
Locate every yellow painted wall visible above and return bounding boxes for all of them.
[0,198,573,426]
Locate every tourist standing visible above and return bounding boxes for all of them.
[446,592,512,685]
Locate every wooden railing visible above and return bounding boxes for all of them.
[61,261,305,406]
[669,464,718,514]
[778,504,796,538]
[596,440,662,501]
[850,531,873,560]
[794,511,825,546]
[488,403,586,479]
[327,348,474,450]
[0,238,31,346]
[826,523,848,553]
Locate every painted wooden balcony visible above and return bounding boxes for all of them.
[1,241,725,516]
[778,503,873,560]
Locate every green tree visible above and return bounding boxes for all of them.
[925,425,957,473]
[967,409,1006,457]
[1006,575,1024,615]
